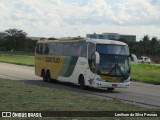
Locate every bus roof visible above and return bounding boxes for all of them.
[86,39,127,46]
[37,39,128,46]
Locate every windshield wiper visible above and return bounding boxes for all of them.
[116,62,125,76]
[108,62,125,76]
[108,63,116,76]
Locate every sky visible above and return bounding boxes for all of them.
[0,0,160,41]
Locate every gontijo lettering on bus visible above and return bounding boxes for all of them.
[45,57,60,63]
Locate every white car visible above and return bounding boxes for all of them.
[137,56,151,63]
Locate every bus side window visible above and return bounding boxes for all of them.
[36,43,40,54]
[48,43,57,55]
[73,43,80,56]
[57,43,63,55]
[79,43,87,58]
[63,43,71,56]
[39,44,43,54]
[64,43,76,57]
[88,43,96,73]
[44,44,49,55]
[91,54,96,71]
[88,43,95,59]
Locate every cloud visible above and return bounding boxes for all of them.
[111,0,160,25]
[0,0,159,40]
[151,0,160,5]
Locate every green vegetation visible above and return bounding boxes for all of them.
[1,28,160,61]
[0,54,34,66]
[0,78,158,120]
[128,35,160,62]
[131,64,160,85]
[0,51,35,56]
[0,28,36,52]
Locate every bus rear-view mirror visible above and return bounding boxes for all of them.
[95,52,100,64]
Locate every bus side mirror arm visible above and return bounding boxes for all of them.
[95,52,100,64]
[131,54,137,64]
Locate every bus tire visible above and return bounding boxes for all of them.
[41,70,47,82]
[79,75,87,90]
[46,70,51,83]
[107,88,115,91]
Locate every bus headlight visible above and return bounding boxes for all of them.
[124,77,130,82]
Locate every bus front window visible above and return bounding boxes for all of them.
[96,44,130,77]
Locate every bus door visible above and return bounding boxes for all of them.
[88,43,96,84]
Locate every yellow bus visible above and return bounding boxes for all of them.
[35,39,132,91]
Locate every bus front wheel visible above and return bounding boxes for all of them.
[79,75,87,90]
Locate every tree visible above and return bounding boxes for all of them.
[4,28,27,50]
[25,38,37,52]
[142,35,150,55]
[0,32,6,51]
[150,37,158,57]
[0,32,5,46]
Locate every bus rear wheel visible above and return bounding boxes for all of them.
[46,71,51,83]
[42,70,47,82]
[79,75,87,90]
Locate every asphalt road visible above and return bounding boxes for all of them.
[0,62,160,109]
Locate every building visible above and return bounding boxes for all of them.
[86,33,136,42]
[86,33,119,40]
[119,34,136,42]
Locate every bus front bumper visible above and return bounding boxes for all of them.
[92,81,130,88]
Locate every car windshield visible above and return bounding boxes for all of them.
[138,57,143,60]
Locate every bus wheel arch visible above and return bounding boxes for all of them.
[78,74,87,90]
[46,70,51,83]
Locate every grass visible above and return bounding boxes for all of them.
[0,53,160,85]
[0,54,35,66]
[0,78,159,120]
[0,51,35,56]
[131,64,160,85]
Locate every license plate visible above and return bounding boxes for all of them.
[112,84,117,87]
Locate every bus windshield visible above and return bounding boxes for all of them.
[96,44,130,76]
[96,44,129,55]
